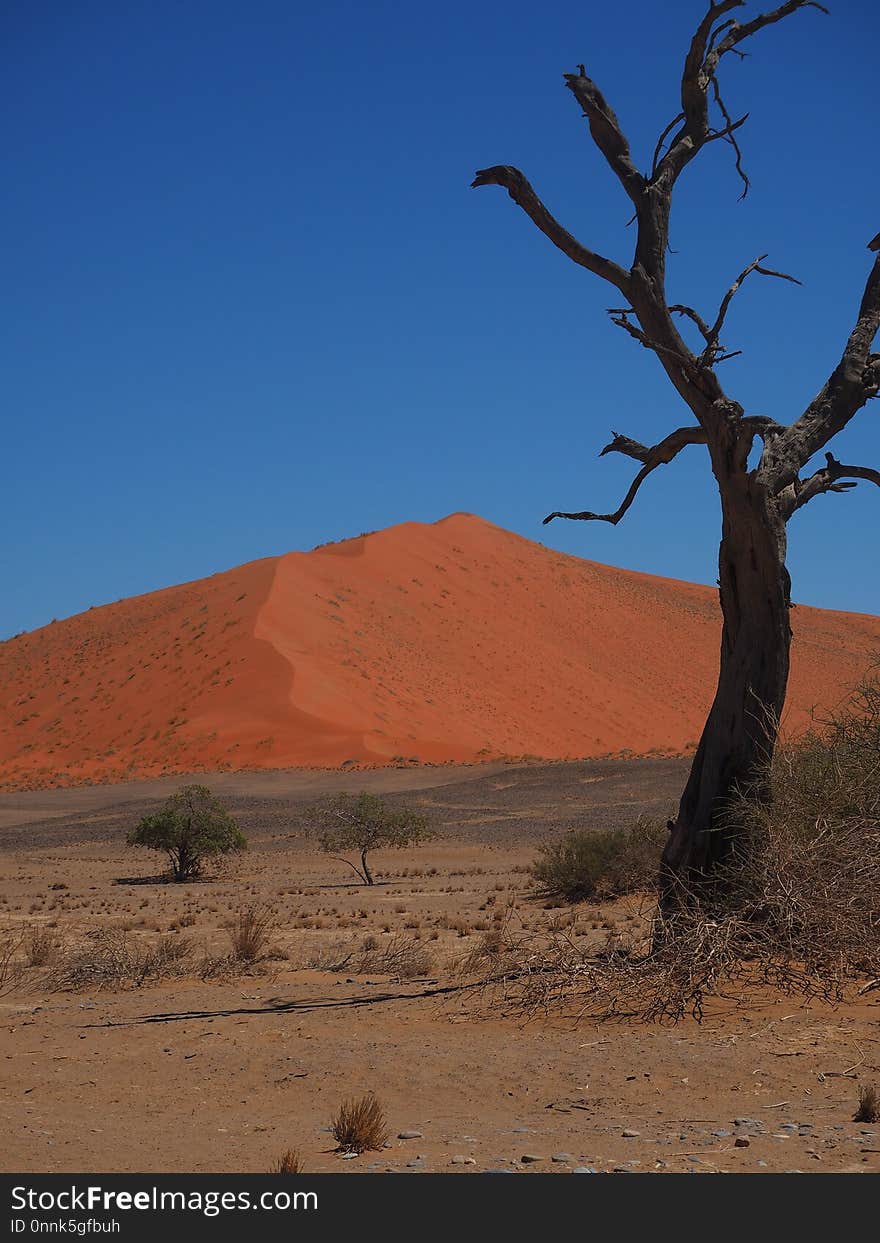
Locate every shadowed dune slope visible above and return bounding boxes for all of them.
[2,513,879,789]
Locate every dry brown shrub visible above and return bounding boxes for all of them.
[855,1084,880,1124]
[306,933,432,980]
[0,929,24,996]
[356,932,432,979]
[48,930,193,991]
[24,925,63,967]
[269,1148,304,1174]
[456,918,522,979]
[330,1093,388,1154]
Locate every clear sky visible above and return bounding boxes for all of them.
[4,0,879,640]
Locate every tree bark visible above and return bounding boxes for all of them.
[361,847,374,886]
[661,470,791,901]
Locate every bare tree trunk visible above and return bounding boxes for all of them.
[361,847,374,886]
[661,478,791,900]
[471,4,880,921]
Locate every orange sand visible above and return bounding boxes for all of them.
[1,513,878,789]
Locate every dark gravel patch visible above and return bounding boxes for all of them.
[0,757,688,851]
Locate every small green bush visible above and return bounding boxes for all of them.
[531,819,666,902]
[128,784,246,881]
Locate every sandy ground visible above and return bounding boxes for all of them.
[3,513,879,789]
[2,759,879,1174]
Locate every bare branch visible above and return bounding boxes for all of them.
[471,165,631,293]
[543,425,708,526]
[784,451,880,518]
[659,1,826,190]
[763,255,880,488]
[708,77,750,198]
[714,2,830,60]
[703,253,802,362]
[651,111,685,180]
[607,307,699,369]
[669,304,713,341]
[600,425,709,463]
[563,69,645,205]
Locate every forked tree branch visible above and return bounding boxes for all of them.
[713,1,830,58]
[658,1,826,195]
[702,254,802,363]
[784,452,880,518]
[763,254,880,490]
[543,425,709,526]
[470,165,631,293]
[545,411,789,528]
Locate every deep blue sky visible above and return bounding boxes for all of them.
[4,0,879,639]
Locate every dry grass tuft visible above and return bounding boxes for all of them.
[269,1148,304,1174]
[330,1093,388,1154]
[854,1084,880,1124]
[227,904,276,962]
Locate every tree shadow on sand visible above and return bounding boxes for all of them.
[83,981,474,1027]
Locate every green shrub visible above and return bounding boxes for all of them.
[127,784,246,881]
[531,819,666,901]
[304,791,434,885]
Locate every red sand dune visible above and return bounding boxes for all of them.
[1,513,879,790]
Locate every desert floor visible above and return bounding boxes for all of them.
[2,758,879,1174]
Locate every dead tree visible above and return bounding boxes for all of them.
[472,1,880,906]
